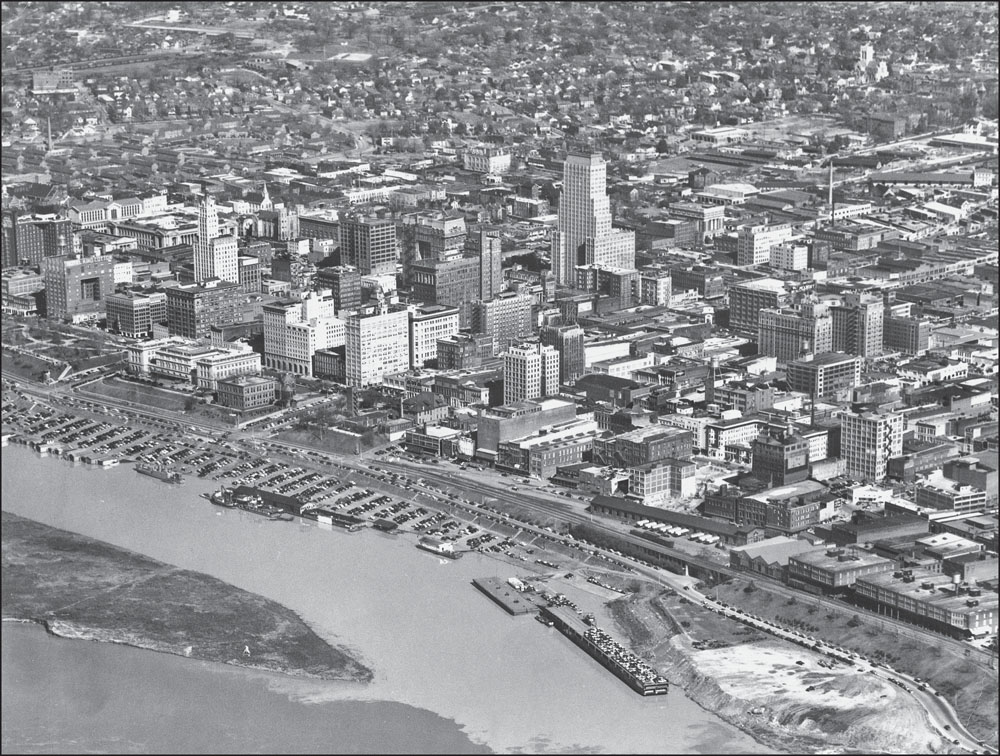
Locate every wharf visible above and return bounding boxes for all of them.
[472,577,541,615]
[541,605,669,696]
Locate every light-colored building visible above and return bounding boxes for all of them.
[463,146,511,174]
[503,340,560,404]
[345,307,410,387]
[737,223,793,266]
[409,304,459,368]
[841,410,904,482]
[552,151,635,285]
[628,459,696,506]
[194,194,239,284]
[262,291,345,377]
[769,242,809,271]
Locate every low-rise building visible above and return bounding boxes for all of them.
[787,547,896,593]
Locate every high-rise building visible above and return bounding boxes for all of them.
[552,151,634,285]
[758,307,833,363]
[736,223,793,266]
[639,269,672,306]
[315,265,362,315]
[344,307,410,387]
[751,428,810,486]
[540,323,586,384]
[262,291,345,377]
[105,290,167,338]
[411,255,480,320]
[339,212,398,276]
[883,315,931,356]
[832,292,883,358]
[786,352,862,399]
[436,332,496,370]
[729,278,789,334]
[478,228,503,302]
[42,252,115,322]
[193,193,239,284]
[2,211,73,267]
[471,291,535,355]
[408,304,459,368]
[502,340,560,404]
[841,410,904,482]
[165,280,245,341]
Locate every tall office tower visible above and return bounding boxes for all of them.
[478,228,503,301]
[552,151,634,285]
[471,291,535,355]
[832,292,883,358]
[736,223,793,266]
[165,280,245,341]
[2,210,73,267]
[400,213,466,287]
[344,307,410,387]
[841,410,904,482]
[262,291,344,377]
[502,340,560,404]
[786,353,862,399]
[340,212,398,276]
[315,265,362,316]
[728,278,789,334]
[758,307,833,364]
[194,193,238,283]
[408,304,460,368]
[540,323,586,384]
[42,252,115,321]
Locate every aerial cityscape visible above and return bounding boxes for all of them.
[1,1,998,754]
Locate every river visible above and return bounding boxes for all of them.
[2,444,772,754]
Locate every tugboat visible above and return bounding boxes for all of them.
[136,464,183,484]
[210,488,236,507]
[417,536,462,559]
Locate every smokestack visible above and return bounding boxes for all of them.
[47,117,52,152]
[828,161,835,226]
[706,356,719,404]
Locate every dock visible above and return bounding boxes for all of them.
[541,605,669,696]
[472,577,541,615]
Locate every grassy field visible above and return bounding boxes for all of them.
[2,511,371,682]
[82,377,190,412]
[276,427,381,456]
[1,349,60,382]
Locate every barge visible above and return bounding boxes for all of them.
[540,605,669,696]
[136,464,183,484]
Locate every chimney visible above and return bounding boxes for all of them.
[828,161,835,226]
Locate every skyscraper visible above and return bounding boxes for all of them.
[841,410,903,482]
[194,193,238,284]
[344,307,410,387]
[552,151,635,286]
[503,340,560,404]
[478,228,503,302]
[540,323,586,384]
[340,212,398,276]
[832,292,883,358]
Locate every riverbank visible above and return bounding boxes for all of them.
[606,586,954,754]
[1,511,372,684]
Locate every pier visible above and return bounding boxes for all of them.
[472,577,542,615]
[541,605,669,696]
